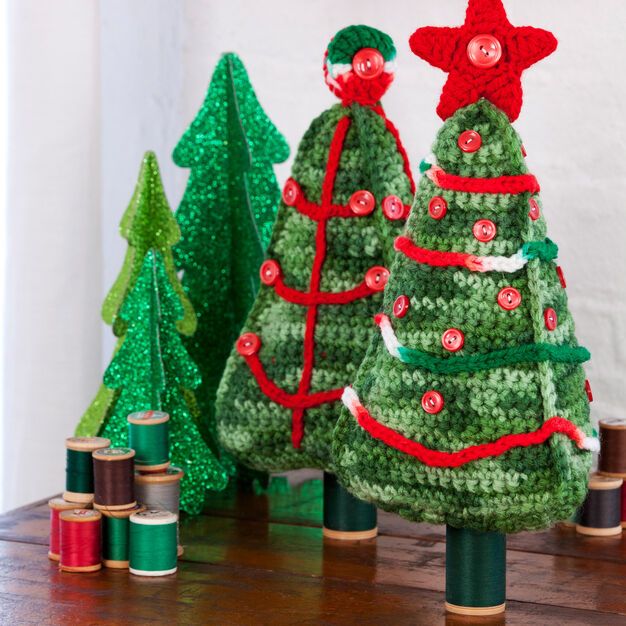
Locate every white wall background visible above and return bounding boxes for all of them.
[2,0,625,510]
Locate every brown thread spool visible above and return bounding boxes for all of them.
[598,419,626,477]
[59,509,102,572]
[48,497,88,561]
[576,474,623,537]
[64,436,110,504]
[93,447,136,511]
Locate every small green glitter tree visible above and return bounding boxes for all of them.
[172,52,289,462]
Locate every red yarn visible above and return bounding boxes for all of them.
[409,0,557,121]
[273,275,374,306]
[395,236,475,269]
[429,165,540,195]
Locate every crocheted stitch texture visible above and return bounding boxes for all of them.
[332,99,592,533]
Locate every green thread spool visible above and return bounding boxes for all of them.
[322,472,377,540]
[64,437,110,504]
[129,509,178,577]
[127,411,170,472]
[445,525,506,616]
[101,505,145,569]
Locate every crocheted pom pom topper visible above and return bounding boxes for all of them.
[409,0,557,121]
[324,25,397,106]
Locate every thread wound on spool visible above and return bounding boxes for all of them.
[64,436,110,502]
[322,472,377,537]
[576,473,623,537]
[101,504,145,568]
[129,509,178,576]
[127,411,170,471]
[599,419,626,477]
[59,509,102,572]
[93,447,136,510]
[48,497,83,561]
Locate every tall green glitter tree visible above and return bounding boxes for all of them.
[172,53,289,463]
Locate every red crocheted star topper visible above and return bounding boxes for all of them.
[409,0,557,121]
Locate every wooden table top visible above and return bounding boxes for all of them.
[1,471,625,625]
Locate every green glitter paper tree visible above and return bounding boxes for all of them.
[172,52,289,464]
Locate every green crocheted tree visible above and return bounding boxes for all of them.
[173,53,289,464]
[334,97,596,533]
[216,26,415,471]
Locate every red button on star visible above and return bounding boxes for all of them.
[458,130,482,153]
[473,219,496,242]
[352,48,385,79]
[393,295,410,318]
[585,379,593,402]
[498,287,521,311]
[350,190,376,216]
[422,390,444,414]
[282,179,300,206]
[529,198,540,221]
[442,328,464,352]
[544,308,558,331]
[260,260,281,286]
[236,333,261,357]
[556,266,567,289]
[365,266,389,292]
[429,196,447,220]
[467,34,502,68]
[382,195,405,220]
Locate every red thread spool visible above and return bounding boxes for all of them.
[59,509,102,572]
[48,497,85,561]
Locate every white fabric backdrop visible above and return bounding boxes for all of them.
[3,0,626,511]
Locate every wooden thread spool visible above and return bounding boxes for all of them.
[576,474,623,537]
[127,410,170,473]
[135,466,184,556]
[101,504,145,569]
[93,447,136,511]
[598,419,626,477]
[621,483,626,528]
[59,509,102,572]
[64,436,110,504]
[129,509,178,577]
[48,497,88,561]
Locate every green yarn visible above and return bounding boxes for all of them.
[522,238,557,262]
[327,25,396,64]
[398,342,590,373]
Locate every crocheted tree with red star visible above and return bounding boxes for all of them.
[216,25,415,471]
[333,0,596,533]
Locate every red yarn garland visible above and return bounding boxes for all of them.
[428,165,540,195]
[273,275,374,306]
[395,236,476,269]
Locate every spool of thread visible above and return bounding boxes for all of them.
[135,466,184,556]
[48,497,88,561]
[93,447,136,511]
[621,483,626,528]
[129,509,178,577]
[445,525,506,616]
[64,436,110,504]
[59,509,102,572]
[101,504,145,569]
[576,474,623,537]
[598,419,626,477]
[127,410,170,473]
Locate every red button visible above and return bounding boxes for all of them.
[393,295,410,318]
[556,266,567,289]
[467,34,503,69]
[528,198,540,221]
[497,287,521,311]
[544,308,558,331]
[585,379,593,402]
[236,333,261,356]
[352,48,385,79]
[473,219,496,242]
[442,328,465,352]
[382,195,405,220]
[428,196,447,220]
[422,390,444,414]
[458,130,482,153]
[365,266,389,291]
[260,260,281,286]
[282,179,299,206]
[350,190,375,216]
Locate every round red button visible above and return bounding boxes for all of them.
[458,130,482,153]
[556,266,567,289]
[528,198,540,221]
[352,47,385,79]
[349,190,375,216]
[497,287,521,311]
[473,219,496,242]
[585,379,593,402]
[422,390,444,414]
[365,266,389,291]
[382,195,405,220]
[260,260,281,286]
[442,328,465,352]
[393,295,410,318]
[282,179,299,206]
[544,308,558,331]
[428,196,447,220]
[236,333,261,357]
[467,34,503,69]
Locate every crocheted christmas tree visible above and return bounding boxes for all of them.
[216,25,415,471]
[173,53,289,462]
[334,1,597,533]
